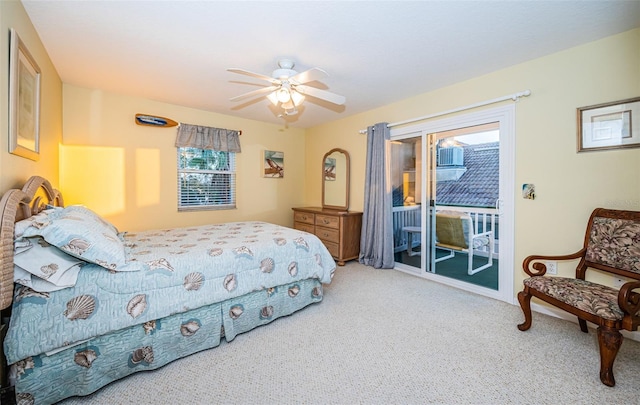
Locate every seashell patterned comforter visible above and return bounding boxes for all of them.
[5,221,336,365]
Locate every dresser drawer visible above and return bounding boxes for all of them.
[315,214,339,229]
[315,226,340,243]
[294,211,315,225]
[294,222,315,234]
[322,240,339,258]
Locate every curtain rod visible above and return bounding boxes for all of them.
[358,89,531,134]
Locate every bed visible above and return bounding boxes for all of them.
[0,176,336,405]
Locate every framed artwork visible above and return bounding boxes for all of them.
[577,97,640,152]
[9,28,41,161]
[324,157,336,181]
[263,150,284,178]
[522,184,535,200]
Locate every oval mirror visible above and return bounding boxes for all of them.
[322,148,350,210]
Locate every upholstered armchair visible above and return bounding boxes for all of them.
[517,208,640,387]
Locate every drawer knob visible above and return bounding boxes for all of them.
[323,219,329,224]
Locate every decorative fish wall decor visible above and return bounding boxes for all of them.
[135,114,178,127]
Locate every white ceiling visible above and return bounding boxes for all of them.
[22,0,640,129]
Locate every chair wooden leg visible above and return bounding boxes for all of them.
[517,289,533,331]
[597,326,623,387]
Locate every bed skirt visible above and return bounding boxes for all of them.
[11,278,323,405]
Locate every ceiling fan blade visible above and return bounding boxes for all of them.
[227,68,280,84]
[295,85,346,105]
[290,67,328,85]
[229,85,279,102]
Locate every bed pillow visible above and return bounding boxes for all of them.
[14,208,57,239]
[61,205,120,235]
[13,237,84,292]
[14,265,82,292]
[20,206,144,272]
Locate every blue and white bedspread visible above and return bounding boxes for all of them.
[5,221,336,364]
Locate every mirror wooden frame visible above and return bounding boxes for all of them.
[322,148,350,210]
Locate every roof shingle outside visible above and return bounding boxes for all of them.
[436,142,499,208]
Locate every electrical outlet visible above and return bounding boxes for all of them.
[545,261,557,275]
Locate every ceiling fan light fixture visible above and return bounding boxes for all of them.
[229,59,345,119]
[266,92,279,106]
[291,90,305,106]
[276,88,291,103]
[281,99,295,110]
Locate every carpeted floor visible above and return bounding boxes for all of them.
[59,262,640,404]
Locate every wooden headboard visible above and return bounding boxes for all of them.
[0,176,63,310]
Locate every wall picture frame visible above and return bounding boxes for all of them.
[263,150,284,178]
[577,97,640,152]
[9,28,41,161]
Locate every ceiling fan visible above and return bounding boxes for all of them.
[227,59,346,116]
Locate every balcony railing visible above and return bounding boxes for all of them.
[392,204,499,257]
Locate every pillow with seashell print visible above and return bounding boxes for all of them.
[13,236,84,292]
[19,206,145,273]
[60,205,121,236]
[14,208,59,240]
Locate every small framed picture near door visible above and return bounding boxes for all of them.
[9,28,41,161]
[577,97,640,152]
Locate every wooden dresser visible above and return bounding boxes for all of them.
[292,207,362,266]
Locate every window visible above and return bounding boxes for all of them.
[177,147,236,211]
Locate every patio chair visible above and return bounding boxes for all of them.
[434,211,494,275]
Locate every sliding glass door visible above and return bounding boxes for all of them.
[390,105,515,303]
[431,125,500,290]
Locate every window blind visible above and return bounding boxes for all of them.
[177,148,236,211]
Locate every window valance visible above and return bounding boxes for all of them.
[175,123,241,152]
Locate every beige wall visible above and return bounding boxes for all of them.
[0,0,62,192]
[305,28,640,295]
[61,85,306,232]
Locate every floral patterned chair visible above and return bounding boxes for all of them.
[517,208,640,387]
